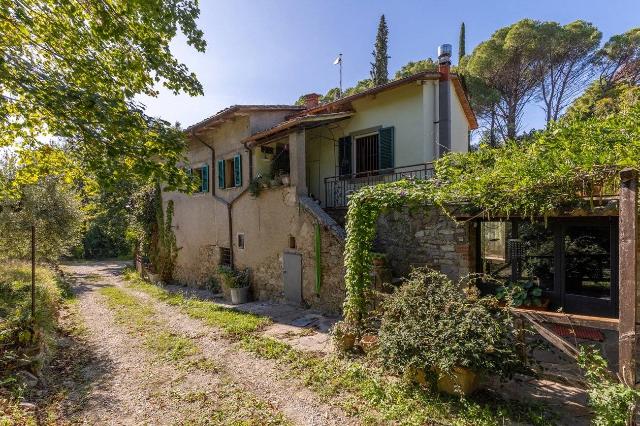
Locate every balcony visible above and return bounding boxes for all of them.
[324,163,435,208]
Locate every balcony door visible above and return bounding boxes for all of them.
[355,133,379,175]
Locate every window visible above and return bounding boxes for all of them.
[338,127,394,176]
[477,218,618,317]
[219,247,231,266]
[289,235,296,249]
[237,233,245,250]
[217,154,242,189]
[188,165,209,193]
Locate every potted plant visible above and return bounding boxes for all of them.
[371,252,387,267]
[330,321,359,352]
[360,334,379,353]
[378,268,524,396]
[496,280,549,310]
[218,265,250,304]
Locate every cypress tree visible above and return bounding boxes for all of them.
[458,22,466,62]
[370,15,389,86]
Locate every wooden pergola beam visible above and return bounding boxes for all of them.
[618,168,638,386]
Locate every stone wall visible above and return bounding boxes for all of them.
[375,206,474,281]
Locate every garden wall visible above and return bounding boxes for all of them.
[374,206,475,281]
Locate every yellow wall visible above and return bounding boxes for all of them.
[304,80,470,206]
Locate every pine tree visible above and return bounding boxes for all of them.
[370,15,389,86]
[458,22,466,62]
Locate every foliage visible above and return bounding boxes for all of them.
[343,104,640,324]
[0,0,205,192]
[370,15,389,86]
[129,183,178,281]
[378,268,523,378]
[594,27,640,90]
[217,265,249,289]
[577,346,640,426]
[0,157,83,261]
[537,20,602,123]
[458,22,466,62]
[463,19,548,140]
[0,262,66,385]
[567,80,640,120]
[393,59,437,79]
[343,79,374,97]
[495,281,543,307]
[80,174,145,259]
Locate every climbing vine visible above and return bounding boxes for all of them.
[343,105,640,325]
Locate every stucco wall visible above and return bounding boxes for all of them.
[232,187,345,313]
[450,81,470,154]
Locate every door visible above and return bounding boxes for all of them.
[560,220,618,317]
[283,252,302,305]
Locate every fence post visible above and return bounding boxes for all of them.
[619,168,638,387]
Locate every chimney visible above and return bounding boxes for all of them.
[303,93,321,109]
[437,44,452,156]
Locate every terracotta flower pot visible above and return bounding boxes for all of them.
[360,334,379,353]
[335,333,356,352]
[407,367,428,386]
[436,367,479,396]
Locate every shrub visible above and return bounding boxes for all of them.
[378,268,523,378]
[578,345,639,426]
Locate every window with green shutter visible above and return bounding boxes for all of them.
[338,136,352,176]
[379,126,395,170]
[217,160,225,189]
[233,154,242,187]
[190,165,209,193]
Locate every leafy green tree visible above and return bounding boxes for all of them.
[370,15,390,86]
[594,28,640,91]
[538,21,602,124]
[458,22,466,62]
[393,59,437,79]
[343,79,374,97]
[321,87,341,103]
[565,79,640,120]
[0,0,206,195]
[0,155,83,261]
[465,19,547,141]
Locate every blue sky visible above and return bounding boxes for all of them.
[141,0,640,132]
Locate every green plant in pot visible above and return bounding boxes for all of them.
[217,265,250,304]
[330,321,360,352]
[378,268,524,396]
[371,252,387,267]
[496,280,548,309]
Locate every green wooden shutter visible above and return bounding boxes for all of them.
[234,154,242,187]
[338,136,352,176]
[379,126,395,170]
[217,160,225,188]
[201,165,209,192]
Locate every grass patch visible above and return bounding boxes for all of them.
[241,337,549,426]
[125,268,550,426]
[0,261,73,425]
[98,286,200,368]
[123,268,270,337]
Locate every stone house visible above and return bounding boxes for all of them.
[164,45,478,313]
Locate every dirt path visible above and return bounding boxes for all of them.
[60,260,353,426]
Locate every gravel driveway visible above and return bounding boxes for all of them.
[59,260,354,426]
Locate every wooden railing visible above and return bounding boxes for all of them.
[324,163,434,208]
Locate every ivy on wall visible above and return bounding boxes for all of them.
[343,105,640,325]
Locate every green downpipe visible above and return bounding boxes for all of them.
[314,223,322,295]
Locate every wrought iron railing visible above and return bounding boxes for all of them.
[324,163,435,208]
